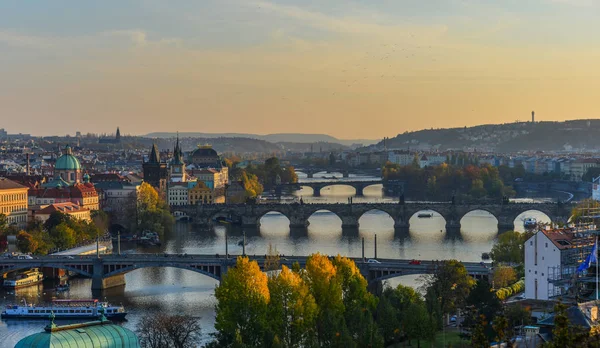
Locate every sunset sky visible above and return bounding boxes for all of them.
[1,0,599,139]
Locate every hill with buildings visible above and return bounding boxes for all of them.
[379,119,600,153]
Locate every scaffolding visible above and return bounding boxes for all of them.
[546,203,600,302]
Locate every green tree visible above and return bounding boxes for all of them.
[214,257,270,347]
[0,213,7,235]
[493,315,510,346]
[134,182,174,235]
[405,301,435,348]
[490,231,531,264]
[50,222,77,249]
[423,260,475,317]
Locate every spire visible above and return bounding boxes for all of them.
[149,143,160,163]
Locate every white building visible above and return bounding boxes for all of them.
[168,182,189,206]
[524,229,593,300]
[387,151,413,166]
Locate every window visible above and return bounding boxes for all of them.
[530,241,533,246]
[545,242,548,248]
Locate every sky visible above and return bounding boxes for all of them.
[1,0,599,139]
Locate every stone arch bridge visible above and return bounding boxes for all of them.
[0,254,490,291]
[278,180,382,197]
[176,202,573,236]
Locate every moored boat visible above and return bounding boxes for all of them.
[3,269,44,289]
[524,218,537,230]
[1,299,127,320]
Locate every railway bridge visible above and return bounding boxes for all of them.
[0,254,490,291]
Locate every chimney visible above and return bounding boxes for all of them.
[26,153,30,176]
[532,111,535,123]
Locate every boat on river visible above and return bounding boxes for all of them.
[524,218,537,230]
[418,212,433,218]
[3,269,44,289]
[1,299,127,320]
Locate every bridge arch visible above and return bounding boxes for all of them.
[459,209,499,237]
[358,209,395,230]
[512,209,553,232]
[306,209,344,230]
[317,184,357,196]
[103,264,222,281]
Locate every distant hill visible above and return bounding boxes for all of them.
[377,119,600,153]
[276,141,349,153]
[145,132,378,147]
[136,136,282,154]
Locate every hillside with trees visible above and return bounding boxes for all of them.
[377,119,600,153]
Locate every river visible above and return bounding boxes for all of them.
[0,173,552,346]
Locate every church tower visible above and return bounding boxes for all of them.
[116,127,121,143]
[169,134,186,182]
[143,143,168,193]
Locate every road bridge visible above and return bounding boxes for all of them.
[279,180,382,197]
[294,167,381,178]
[0,254,490,291]
[175,201,573,236]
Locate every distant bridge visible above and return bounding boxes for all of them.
[293,166,381,179]
[0,254,490,291]
[175,201,573,236]
[278,180,383,196]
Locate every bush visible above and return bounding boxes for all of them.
[495,279,524,301]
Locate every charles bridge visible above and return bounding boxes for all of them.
[175,201,574,236]
[0,254,490,291]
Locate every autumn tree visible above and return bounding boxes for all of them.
[132,182,174,234]
[267,265,318,347]
[136,313,201,348]
[493,266,517,288]
[50,222,77,249]
[214,257,270,347]
[17,230,38,254]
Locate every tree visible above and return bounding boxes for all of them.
[214,257,270,347]
[134,182,174,235]
[268,265,318,347]
[422,260,475,316]
[493,315,510,346]
[50,222,77,250]
[405,301,435,348]
[17,230,38,254]
[44,211,71,232]
[493,266,517,289]
[264,243,280,271]
[490,231,531,264]
[136,313,201,348]
[0,213,7,235]
[471,314,489,348]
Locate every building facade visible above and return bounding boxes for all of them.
[188,180,213,205]
[142,144,168,194]
[0,177,28,228]
[34,202,91,222]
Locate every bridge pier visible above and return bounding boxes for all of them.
[307,172,314,179]
[312,186,321,197]
[92,274,126,291]
[497,222,515,234]
[355,186,364,197]
[445,221,461,238]
[394,221,410,239]
[342,171,349,178]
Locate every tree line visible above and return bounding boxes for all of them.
[227,157,298,201]
[382,162,516,201]
[206,254,535,347]
[0,210,108,255]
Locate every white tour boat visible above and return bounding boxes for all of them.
[3,268,44,289]
[1,299,127,320]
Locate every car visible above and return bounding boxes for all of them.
[17,255,33,260]
[450,315,457,323]
[409,259,421,265]
[367,259,380,264]
[64,256,75,260]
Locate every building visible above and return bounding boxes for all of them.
[142,144,168,194]
[388,151,413,166]
[169,135,186,183]
[188,180,213,205]
[524,228,594,300]
[168,182,189,206]
[186,145,228,203]
[0,177,28,228]
[16,313,139,347]
[93,181,139,216]
[54,145,83,184]
[34,202,91,222]
[98,127,122,144]
[226,181,246,204]
[570,159,599,182]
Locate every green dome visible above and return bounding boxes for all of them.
[15,322,140,348]
[55,145,81,171]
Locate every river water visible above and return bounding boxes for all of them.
[0,173,552,346]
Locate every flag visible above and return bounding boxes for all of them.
[577,241,598,273]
